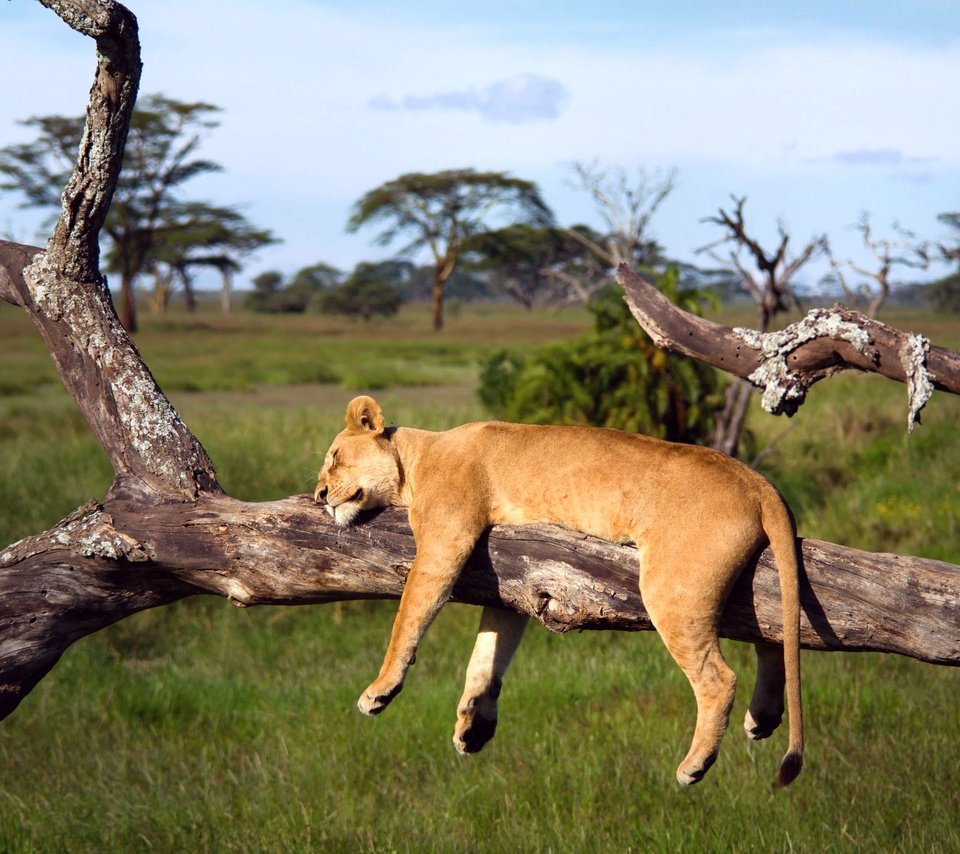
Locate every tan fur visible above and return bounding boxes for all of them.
[315,395,804,786]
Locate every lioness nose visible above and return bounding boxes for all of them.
[314,485,328,505]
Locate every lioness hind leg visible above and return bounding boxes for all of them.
[453,607,528,754]
[744,642,786,740]
[665,631,737,786]
[643,585,737,786]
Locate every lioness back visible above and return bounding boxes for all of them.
[413,421,772,546]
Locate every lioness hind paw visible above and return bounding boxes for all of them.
[744,708,783,741]
[676,752,717,786]
[676,765,706,786]
[453,716,497,754]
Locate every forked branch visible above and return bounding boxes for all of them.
[9,2,219,500]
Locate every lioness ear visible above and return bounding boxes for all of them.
[344,395,385,434]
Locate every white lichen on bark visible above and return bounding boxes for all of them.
[54,506,148,561]
[3,503,148,564]
[900,333,934,432]
[25,250,117,356]
[733,309,875,416]
[112,370,192,479]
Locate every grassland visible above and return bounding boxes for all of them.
[1,300,958,852]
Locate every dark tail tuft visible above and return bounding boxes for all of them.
[777,750,803,787]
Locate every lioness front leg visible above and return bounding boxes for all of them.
[453,607,528,754]
[358,533,479,716]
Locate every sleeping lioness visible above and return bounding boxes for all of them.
[314,395,804,786]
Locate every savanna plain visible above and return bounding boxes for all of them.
[1,301,958,852]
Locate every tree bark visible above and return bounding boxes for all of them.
[2,1,960,734]
[3,497,958,722]
[616,264,960,428]
[431,260,447,331]
[0,241,41,305]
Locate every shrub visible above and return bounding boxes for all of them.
[321,264,404,321]
[477,268,725,444]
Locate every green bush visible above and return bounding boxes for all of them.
[321,263,404,320]
[477,268,725,443]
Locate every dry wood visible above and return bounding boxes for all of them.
[617,263,960,426]
[3,497,958,722]
[1,0,959,733]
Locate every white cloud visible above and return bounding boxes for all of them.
[371,72,569,124]
[830,148,940,167]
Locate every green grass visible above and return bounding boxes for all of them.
[1,301,959,851]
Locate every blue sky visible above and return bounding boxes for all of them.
[1,1,958,289]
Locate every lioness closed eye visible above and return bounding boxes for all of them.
[315,395,804,786]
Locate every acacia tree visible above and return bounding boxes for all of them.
[1,0,959,732]
[144,202,278,314]
[461,223,585,309]
[0,94,274,330]
[346,169,553,330]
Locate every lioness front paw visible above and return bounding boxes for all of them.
[357,682,403,716]
[676,751,717,786]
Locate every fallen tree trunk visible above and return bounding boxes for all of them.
[2,0,960,732]
[3,492,959,722]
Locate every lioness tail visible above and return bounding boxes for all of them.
[761,490,804,787]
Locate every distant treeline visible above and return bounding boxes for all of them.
[240,255,952,320]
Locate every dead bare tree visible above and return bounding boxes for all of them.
[553,161,676,303]
[826,213,930,318]
[698,196,828,456]
[700,196,828,331]
[1,2,959,733]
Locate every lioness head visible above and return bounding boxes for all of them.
[314,396,400,526]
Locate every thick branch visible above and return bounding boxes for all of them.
[2,496,957,721]
[8,4,220,500]
[616,264,960,425]
[38,0,141,282]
